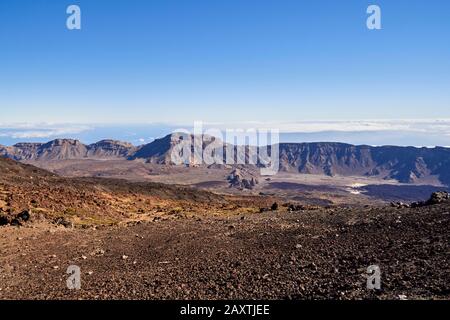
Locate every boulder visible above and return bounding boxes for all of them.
[271,202,279,211]
[0,214,9,226]
[17,210,30,222]
[426,191,450,205]
[410,191,450,208]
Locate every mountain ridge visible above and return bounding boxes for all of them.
[2,133,450,186]
[0,138,137,161]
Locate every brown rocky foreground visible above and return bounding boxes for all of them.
[0,201,448,300]
[0,157,448,300]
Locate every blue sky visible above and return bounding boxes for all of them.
[0,0,450,145]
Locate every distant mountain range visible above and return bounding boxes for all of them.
[2,133,450,186]
[0,139,137,161]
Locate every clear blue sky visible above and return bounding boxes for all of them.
[0,0,449,124]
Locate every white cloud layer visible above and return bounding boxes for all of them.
[0,123,92,139]
[199,119,450,135]
[1,120,450,145]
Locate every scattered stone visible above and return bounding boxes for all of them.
[91,248,105,256]
[390,202,410,209]
[54,217,73,228]
[288,204,306,212]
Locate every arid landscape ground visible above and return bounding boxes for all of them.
[0,150,449,300]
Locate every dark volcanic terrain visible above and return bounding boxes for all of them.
[0,157,449,300]
[0,198,448,300]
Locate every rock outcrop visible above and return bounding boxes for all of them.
[227,168,259,190]
[411,191,450,207]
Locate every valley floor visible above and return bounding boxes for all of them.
[20,159,450,207]
[0,203,448,300]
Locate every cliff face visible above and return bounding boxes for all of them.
[2,134,450,186]
[0,139,136,161]
[277,143,450,185]
[277,143,376,176]
[130,133,227,165]
[87,140,137,159]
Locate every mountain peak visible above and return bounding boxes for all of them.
[87,139,136,158]
[43,139,82,147]
[92,139,133,146]
[130,132,223,164]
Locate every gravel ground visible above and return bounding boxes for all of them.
[0,204,448,300]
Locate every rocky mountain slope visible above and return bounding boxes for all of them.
[0,157,271,227]
[2,133,450,186]
[0,139,137,161]
[277,143,450,185]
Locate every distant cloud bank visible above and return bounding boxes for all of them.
[199,119,450,135]
[1,120,450,147]
[0,123,92,139]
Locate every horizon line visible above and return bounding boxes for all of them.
[2,134,450,150]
